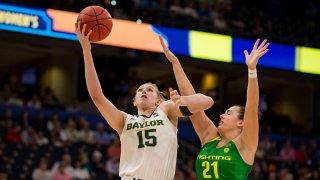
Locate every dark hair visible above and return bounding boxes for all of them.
[234,105,262,120]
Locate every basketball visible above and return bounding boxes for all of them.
[77,6,113,42]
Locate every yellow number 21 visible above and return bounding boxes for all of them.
[202,161,219,179]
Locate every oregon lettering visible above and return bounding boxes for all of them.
[127,120,164,130]
[0,10,39,28]
[198,155,232,161]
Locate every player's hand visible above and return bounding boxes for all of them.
[159,35,179,64]
[244,39,269,70]
[75,22,92,50]
[169,87,181,110]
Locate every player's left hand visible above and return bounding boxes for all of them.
[244,39,269,69]
[159,36,179,64]
[169,87,181,110]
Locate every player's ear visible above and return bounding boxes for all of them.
[133,97,137,107]
[155,98,162,106]
[237,120,244,127]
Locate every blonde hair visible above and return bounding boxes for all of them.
[134,82,167,101]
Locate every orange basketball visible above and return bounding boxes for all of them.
[77,6,113,42]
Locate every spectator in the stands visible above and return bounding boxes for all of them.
[307,140,318,160]
[265,140,279,161]
[73,160,90,180]
[79,151,91,171]
[210,4,227,30]
[47,112,62,132]
[91,150,105,173]
[7,92,23,107]
[169,0,184,15]
[52,163,72,180]
[93,122,116,145]
[61,117,81,143]
[6,123,22,143]
[66,98,80,112]
[249,162,264,180]
[107,138,121,159]
[32,111,48,135]
[295,141,309,164]
[174,169,185,180]
[197,1,210,19]
[280,140,295,163]
[49,129,65,147]
[27,94,42,109]
[278,168,293,180]
[32,158,52,180]
[105,138,121,178]
[1,108,14,129]
[78,117,94,144]
[51,153,74,176]
[18,110,31,129]
[105,155,119,178]
[184,0,198,19]
[35,131,49,146]
[112,7,130,20]
[41,87,60,109]
[255,143,266,160]
[181,159,197,180]
[21,126,37,145]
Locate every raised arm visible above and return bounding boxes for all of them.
[169,88,214,114]
[240,39,269,152]
[159,36,218,145]
[75,23,126,135]
[161,88,213,121]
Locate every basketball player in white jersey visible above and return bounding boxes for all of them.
[75,23,214,180]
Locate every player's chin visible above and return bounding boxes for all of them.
[217,124,223,131]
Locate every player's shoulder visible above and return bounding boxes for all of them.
[119,110,129,120]
[158,100,174,113]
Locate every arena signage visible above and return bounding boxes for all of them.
[0,10,40,29]
[0,2,76,40]
[0,2,319,75]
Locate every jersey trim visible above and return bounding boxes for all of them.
[207,136,221,143]
[206,136,253,167]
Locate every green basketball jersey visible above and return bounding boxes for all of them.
[195,137,252,180]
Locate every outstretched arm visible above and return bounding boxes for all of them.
[169,88,214,114]
[240,39,269,152]
[162,88,213,121]
[159,36,219,145]
[75,23,126,135]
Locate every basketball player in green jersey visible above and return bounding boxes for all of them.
[160,36,269,179]
[75,23,214,180]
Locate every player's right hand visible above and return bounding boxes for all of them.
[244,38,269,70]
[75,22,92,50]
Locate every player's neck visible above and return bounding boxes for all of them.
[138,107,156,117]
[221,131,240,143]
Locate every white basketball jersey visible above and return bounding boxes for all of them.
[119,107,178,180]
